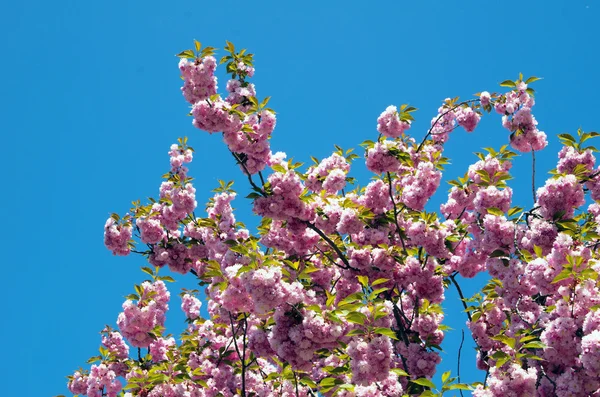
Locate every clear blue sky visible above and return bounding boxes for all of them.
[2,1,599,396]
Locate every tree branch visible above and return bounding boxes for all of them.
[386,172,408,255]
[457,329,465,397]
[449,274,471,322]
[416,99,479,152]
[305,222,356,271]
[531,147,536,205]
[231,152,267,197]
[228,312,247,397]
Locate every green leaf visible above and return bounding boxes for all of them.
[357,275,369,287]
[300,376,317,389]
[410,378,436,389]
[176,49,195,59]
[326,291,336,307]
[194,40,201,52]
[490,249,507,258]
[390,368,409,377]
[525,76,541,84]
[320,377,342,387]
[271,164,286,173]
[486,207,504,216]
[346,312,367,325]
[369,287,389,299]
[558,133,577,143]
[447,384,472,391]
[551,269,572,284]
[491,350,510,367]
[86,355,102,364]
[522,341,546,349]
[141,267,154,277]
[346,329,366,336]
[158,276,175,282]
[390,368,409,376]
[371,278,389,286]
[373,327,398,340]
[441,370,451,383]
[496,355,510,368]
[499,79,516,88]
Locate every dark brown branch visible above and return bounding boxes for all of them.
[450,274,471,322]
[305,222,356,271]
[531,148,536,205]
[228,312,247,397]
[293,370,300,397]
[231,152,267,197]
[416,99,479,152]
[386,172,408,255]
[457,329,465,397]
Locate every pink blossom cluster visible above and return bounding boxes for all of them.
[181,293,202,319]
[149,336,176,362]
[179,56,218,104]
[496,85,547,152]
[377,105,411,138]
[347,336,392,385]
[305,153,350,194]
[101,330,129,360]
[472,364,537,397]
[260,218,320,256]
[68,364,123,397]
[253,170,312,220]
[536,174,584,220]
[269,307,345,371]
[191,97,243,134]
[355,180,391,215]
[223,110,276,174]
[365,140,404,174]
[398,159,442,210]
[455,106,481,133]
[116,280,170,348]
[183,56,277,175]
[77,46,600,397]
[429,102,481,143]
[225,78,256,111]
[557,145,595,175]
[103,217,132,256]
[240,266,304,315]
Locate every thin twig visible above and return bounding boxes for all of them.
[386,172,408,254]
[450,274,472,322]
[416,99,479,152]
[531,147,536,205]
[231,152,267,197]
[228,312,247,397]
[293,370,300,397]
[305,222,356,270]
[581,169,600,184]
[514,296,533,328]
[457,329,465,397]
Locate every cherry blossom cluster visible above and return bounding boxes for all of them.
[68,42,600,397]
[117,280,170,348]
[182,43,277,175]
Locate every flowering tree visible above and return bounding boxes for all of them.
[63,40,600,397]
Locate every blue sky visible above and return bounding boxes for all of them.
[2,1,599,396]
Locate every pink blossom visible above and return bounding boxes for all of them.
[377,105,410,138]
